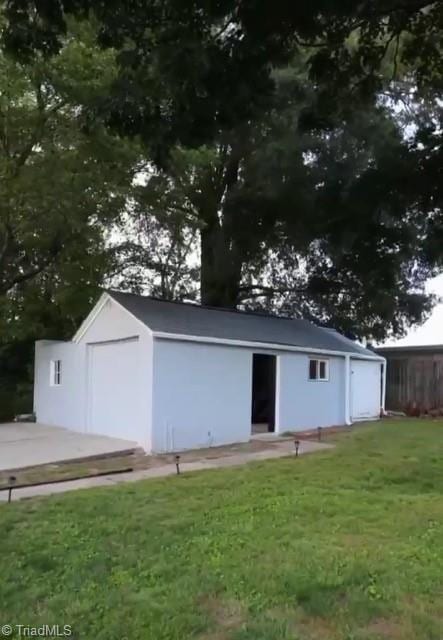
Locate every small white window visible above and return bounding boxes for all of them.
[309,358,329,381]
[50,360,62,386]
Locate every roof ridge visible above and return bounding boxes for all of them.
[107,289,313,325]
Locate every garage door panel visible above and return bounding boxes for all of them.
[87,338,140,441]
[351,360,381,421]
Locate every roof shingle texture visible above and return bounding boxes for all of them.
[108,290,377,357]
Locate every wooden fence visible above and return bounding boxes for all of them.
[384,353,443,412]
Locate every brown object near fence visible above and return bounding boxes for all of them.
[377,345,443,413]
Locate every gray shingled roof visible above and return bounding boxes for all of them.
[108,290,380,358]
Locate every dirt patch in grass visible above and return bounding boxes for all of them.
[198,594,247,639]
[293,617,341,640]
[267,605,341,640]
[362,617,411,639]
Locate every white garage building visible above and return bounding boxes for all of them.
[34,291,386,452]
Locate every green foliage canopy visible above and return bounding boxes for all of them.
[0,18,141,417]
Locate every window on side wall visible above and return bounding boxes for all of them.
[309,358,329,381]
[50,360,62,386]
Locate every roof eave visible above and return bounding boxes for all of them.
[152,330,385,361]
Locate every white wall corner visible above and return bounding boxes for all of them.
[381,360,387,413]
[274,355,281,433]
[344,354,352,425]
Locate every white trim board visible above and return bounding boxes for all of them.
[153,331,386,362]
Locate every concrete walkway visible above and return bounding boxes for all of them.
[0,439,333,502]
[0,423,138,471]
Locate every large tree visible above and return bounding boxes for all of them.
[3,1,441,153]
[114,65,438,339]
[3,1,442,342]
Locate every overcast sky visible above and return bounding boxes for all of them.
[381,274,443,346]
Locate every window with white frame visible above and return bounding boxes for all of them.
[50,360,62,386]
[309,358,329,381]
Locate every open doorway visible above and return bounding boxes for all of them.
[251,354,277,434]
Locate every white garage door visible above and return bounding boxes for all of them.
[87,338,141,441]
[351,359,381,421]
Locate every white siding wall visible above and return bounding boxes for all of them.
[34,340,86,430]
[151,339,252,452]
[276,353,346,431]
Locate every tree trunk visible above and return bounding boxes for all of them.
[198,143,244,308]
[200,220,242,308]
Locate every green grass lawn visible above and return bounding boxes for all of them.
[1,420,443,640]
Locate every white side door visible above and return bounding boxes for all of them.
[351,359,381,421]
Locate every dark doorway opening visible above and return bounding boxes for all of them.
[251,354,276,433]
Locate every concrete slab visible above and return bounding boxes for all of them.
[0,438,333,502]
[0,423,138,472]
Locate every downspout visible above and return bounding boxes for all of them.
[344,355,352,425]
[381,359,387,415]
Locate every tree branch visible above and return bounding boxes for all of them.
[12,81,66,175]
[0,235,65,295]
[239,285,308,298]
[238,283,351,300]
[392,33,401,81]
[0,226,11,267]
[1,259,53,295]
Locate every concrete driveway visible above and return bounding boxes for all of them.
[0,423,139,472]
